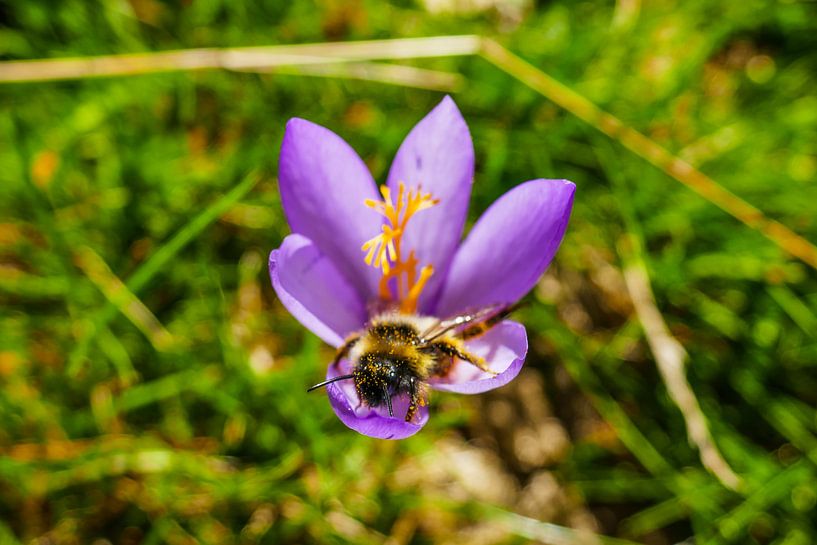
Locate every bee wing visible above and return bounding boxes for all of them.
[419,303,510,344]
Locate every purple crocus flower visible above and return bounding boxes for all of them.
[269,96,575,439]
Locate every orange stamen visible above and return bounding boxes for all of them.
[400,264,434,314]
[361,181,439,313]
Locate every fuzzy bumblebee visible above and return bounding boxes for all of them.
[309,305,517,422]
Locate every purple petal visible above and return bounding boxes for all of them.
[429,320,527,394]
[325,358,429,439]
[279,118,383,302]
[436,179,575,317]
[269,234,367,347]
[386,96,474,312]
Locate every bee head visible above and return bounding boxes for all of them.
[354,352,412,415]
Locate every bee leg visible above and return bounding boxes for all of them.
[453,346,498,376]
[458,302,523,340]
[332,334,361,367]
[429,354,454,377]
[425,339,497,376]
[384,385,394,417]
[405,378,421,422]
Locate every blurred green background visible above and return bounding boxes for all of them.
[2,0,817,543]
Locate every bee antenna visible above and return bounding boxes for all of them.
[307,374,355,392]
[384,386,393,417]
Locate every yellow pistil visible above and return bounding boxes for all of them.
[361,181,439,313]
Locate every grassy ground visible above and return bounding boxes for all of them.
[2,1,817,543]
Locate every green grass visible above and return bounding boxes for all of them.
[2,1,817,543]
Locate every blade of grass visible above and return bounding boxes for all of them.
[478,38,817,271]
[243,62,464,92]
[97,325,139,385]
[621,495,695,537]
[573,475,669,502]
[7,36,814,271]
[482,506,645,545]
[711,460,810,543]
[538,312,731,521]
[595,138,742,490]
[733,370,817,465]
[767,286,817,338]
[0,271,71,298]
[73,245,176,352]
[620,247,742,490]
[0,521,22,545]
[66,172,259,376]
[111,365,223,414]
[0,35,481,83]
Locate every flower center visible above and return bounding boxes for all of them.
[361,181,439,313]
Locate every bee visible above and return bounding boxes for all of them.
[307,303,520,422]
